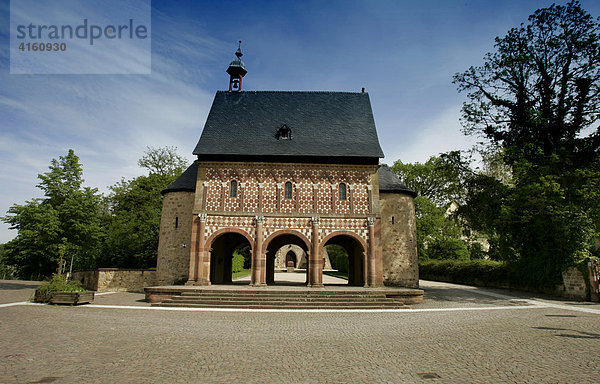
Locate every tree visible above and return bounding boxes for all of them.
[101,147,189,268]
[137,146,188,177]
[454,1,600,288]
[391,155,462,206]
[2,150,104,279]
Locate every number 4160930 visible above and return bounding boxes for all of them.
[19,42,67,52]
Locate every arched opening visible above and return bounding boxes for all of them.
[264,232,310,285]
[322,234,365,286]
[285,251,297,268]
[209,232,252,284]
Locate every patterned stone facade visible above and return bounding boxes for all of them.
[156,162,418,288]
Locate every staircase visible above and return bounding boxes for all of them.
[150,288,422,309]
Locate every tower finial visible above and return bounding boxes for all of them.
[236,40,243,58]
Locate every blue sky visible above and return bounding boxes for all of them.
[1,0,599,243]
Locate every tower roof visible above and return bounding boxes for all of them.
[377,165,417,196]
[226,41,247,76]
[193,91,385,163]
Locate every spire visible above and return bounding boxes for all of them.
[227,40,247,92]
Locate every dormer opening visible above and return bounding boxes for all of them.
[276,125,292,140]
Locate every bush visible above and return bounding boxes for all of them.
[468,242,486,260]
[35,274,86,302]
[419,259,508,288]
[232,250,245,273]
[426,238,470,261]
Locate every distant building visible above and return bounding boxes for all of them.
[156,44,418,288]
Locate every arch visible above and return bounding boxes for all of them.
[204,227,254,251]
[319,230,367,251]
[262,229,311,255]
[285,251,297,267]
[320,230,367,287]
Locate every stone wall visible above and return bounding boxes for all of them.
[379,192,419,288]
[560,267,587,300]
[72,269,157,292]
[156,191,195,285]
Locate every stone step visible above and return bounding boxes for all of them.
[178,292,389,299]
[169,295,398,302]
[159,297,404,307]
[178,291,391,297]
[153,302,405,310]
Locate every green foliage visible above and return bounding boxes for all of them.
[419,259,509,288]
[326,245,348,273]
[392,156,462,206]
[138,146,188,177]
[0,243,17,280]
[468,242,486,260]
[425,238,470,261]
[35,274,86,302]
[232,249,245,273]
[453,1,600,288]
[100,147,189,269]
[2,150,104,279]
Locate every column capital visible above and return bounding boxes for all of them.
[254,215,265,225]
[330,184,337,190]
[311,216,320,225]
[197,213,207,222]
[258,182,265,188]
[367,185,373,191]
[312,183,319,189]
[366,217,376,226]
[221,181,228,187]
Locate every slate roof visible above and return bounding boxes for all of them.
[163,162,417,198]
[377,165,417,197]
[161,162,198,195]
[193,91,384,161]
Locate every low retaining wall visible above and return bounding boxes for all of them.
[559,267,587,300]
[72,269,157,293]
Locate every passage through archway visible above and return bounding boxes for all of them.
[209,232,252,284]
[322,234,366,286]
[264,232,310,285]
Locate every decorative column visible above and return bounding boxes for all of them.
[312,184,319,213]
[196,213,211,285]
[367,185,373,214]
[239,182,245,212]
[258,183,264,212]
[348,184,354,214]
[251,215,266,286]
[294,183,301,211]
[220,182,227,211]
[367,217,377,287]
[276,183,282,212]
[331,184,336,213]
[309,216,323,287]
[201,182,208,210]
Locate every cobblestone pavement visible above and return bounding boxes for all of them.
[1,279,599,383]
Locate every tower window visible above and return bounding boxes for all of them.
[175,216,179,229]
[392,216,395,225]
[284,181,293,199]
[230,180,238,197]
[339,183,347,200]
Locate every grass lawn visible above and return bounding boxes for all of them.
[323,270,348,280]
[232,269,252,279]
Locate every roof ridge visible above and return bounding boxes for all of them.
[215,90,367,95]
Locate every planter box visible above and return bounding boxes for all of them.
[46,291,95,305]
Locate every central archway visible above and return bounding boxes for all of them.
[263,230,311,285]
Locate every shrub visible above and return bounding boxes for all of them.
[468,242,486,260]
[35,274,86,302]
[419,259,508,288]
[426,238,470,260]
[232,250,245,273]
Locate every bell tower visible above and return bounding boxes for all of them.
[227,41,247,92]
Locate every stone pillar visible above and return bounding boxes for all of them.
[367,185,373,214]
[362,250,368,288]
[239,182,245,212]
[251,215,266,286]
[348,184,354,214]
[258,183,264,212]
[196,213,211,285]
[201,182,208,210]
[276,183,282,212]
[186,213,207,285]
[331,184,336,213]
[312,183,318,213]
[367,217,377,287]
[309,216,323,287]
[220,182,227,211]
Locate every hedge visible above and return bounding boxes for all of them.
[419,259,510,289]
